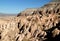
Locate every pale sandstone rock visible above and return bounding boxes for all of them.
[52,28,60,37]
[0,2,60,41]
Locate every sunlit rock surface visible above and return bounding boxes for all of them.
[0,2,60,41]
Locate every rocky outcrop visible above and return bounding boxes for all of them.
[0,2,60,41]
[17,2,60,41]
[17,8,37,16]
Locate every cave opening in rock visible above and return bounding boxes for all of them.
[0,33,1,39]
[19,25,25,33]
[0,36,1,39]
[56,8,60,13]
[16,36,19,41]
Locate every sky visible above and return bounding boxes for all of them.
[0,0,51,14]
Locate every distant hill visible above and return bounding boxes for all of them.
[0,13,17,16]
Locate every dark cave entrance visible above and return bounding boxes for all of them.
[44,22,60,41]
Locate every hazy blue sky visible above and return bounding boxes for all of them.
[0,0,51,14]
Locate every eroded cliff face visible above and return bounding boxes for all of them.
[0,2,60,41]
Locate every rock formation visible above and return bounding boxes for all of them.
[0,2,60,41]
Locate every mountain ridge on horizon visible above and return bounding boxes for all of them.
[0,13,17,16]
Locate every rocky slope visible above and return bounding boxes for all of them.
[0,2,60,41]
